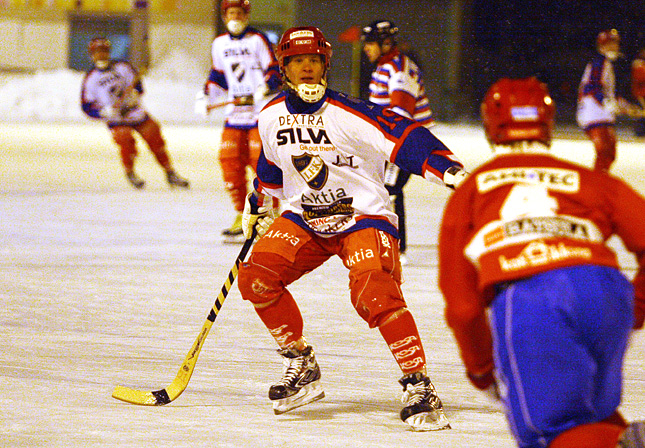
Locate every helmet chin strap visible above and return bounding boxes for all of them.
[286,78,327,103]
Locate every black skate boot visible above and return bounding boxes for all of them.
[125,171,145,189]
[618,421,645,448]
[399,372,450,431]
[166,170,189,188]
[269,345,325,415]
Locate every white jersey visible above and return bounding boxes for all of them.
[207,27,280,129]
[369,49,433,126]
[256,90,462,237]
[81,60,147,126]
[576,54,617,129]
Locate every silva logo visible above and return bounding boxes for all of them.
[292,153,328,190]
[224,47,251,57]
[276,128,331,145]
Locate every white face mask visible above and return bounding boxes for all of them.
[95,59,109,70]
[287,79,327,103]
[227,20,247,36]
[602,50,620,61]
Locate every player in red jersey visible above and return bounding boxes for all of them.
[439,77,645,447]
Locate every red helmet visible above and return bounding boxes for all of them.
[597,29,620,48]
[88,37,111,55]
[275,27,332,72]
[481,77,555,147]
[221,0,250,14]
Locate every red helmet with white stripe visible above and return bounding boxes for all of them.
[481,77,555,147]
[221,0,250,14]
[275,26,332,73]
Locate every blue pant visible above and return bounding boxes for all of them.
[490,265,634,448]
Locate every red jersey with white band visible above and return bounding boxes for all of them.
[439,150,645,314]
[256,89,462,237]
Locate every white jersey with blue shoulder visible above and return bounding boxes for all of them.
[256,89,462,237]
[207,27,280,129]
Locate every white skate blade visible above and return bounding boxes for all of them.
[272,380,325,415]
[404,409,451,432]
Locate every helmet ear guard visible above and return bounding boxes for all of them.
[481,77,555,148]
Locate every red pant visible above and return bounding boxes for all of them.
[110,117,170,171]
[586,125,617,172]
[237,217,427,374]
[219,127,262,212]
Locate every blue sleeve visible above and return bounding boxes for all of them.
[394,125,461,176]
[208,68,228,90]
[254,150,283,191]
[328,91,461,177]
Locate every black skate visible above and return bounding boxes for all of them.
[269,345,325,415]
[166,170,189,188]
[399,372,451,431]
[126,171,145,189]
[618,421,645,448]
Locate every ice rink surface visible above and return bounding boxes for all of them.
[2,122,644,447]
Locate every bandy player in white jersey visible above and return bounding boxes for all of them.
[236,26,467,431]
[201,0,281,239]
[81,37,189,189]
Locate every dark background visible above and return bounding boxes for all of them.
[465,0,645,123]
[296,0,645,125]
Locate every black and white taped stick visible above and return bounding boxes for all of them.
[112,231,256,406]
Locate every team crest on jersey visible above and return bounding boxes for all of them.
[231,62,245,82]
[292,153,329,190]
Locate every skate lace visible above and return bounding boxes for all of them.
[277,356,306,387]
[401,381,439,407]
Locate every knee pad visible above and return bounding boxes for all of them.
[238,253,287,306]
[350,270,406,328]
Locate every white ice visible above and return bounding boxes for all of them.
[1,66,644,447]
